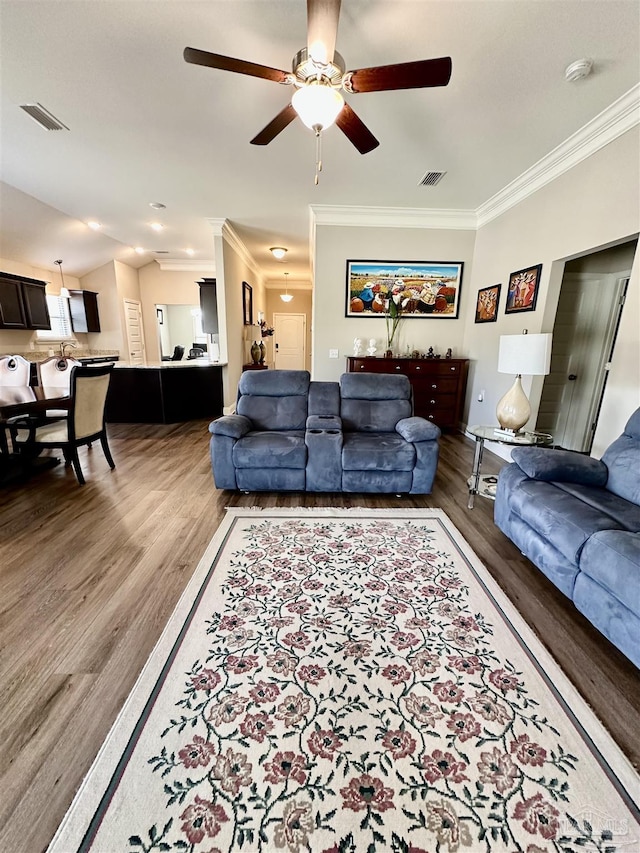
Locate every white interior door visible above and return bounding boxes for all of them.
[124,298,146,364]
[274,313,306,370]
[537,272,627,451]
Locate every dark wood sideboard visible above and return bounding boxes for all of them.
[346,356,469,430]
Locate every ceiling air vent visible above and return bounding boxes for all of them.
[153,250,170,254]
[19,103,69,131]
[418,170,446,187]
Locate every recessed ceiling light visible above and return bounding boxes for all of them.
[185,248,195,256]
[134,247,146,254]
[270,246,287,260]
[150,222,164,232]
[149,202,166,210]
[87,220,101,230]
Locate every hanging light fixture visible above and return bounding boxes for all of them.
[280,271,293,303]
[54,259,70,299]
[270,247,288,260]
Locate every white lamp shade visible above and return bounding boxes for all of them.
[292,82,344,130]
[498,333,552,376]
[280,293,294,303]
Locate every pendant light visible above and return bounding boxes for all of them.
[54,259,70,298]
[280,271,293,303]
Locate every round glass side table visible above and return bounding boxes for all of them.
[467,425,553,509]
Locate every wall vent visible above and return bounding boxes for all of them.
[418,170,446,187]
[153,250,170,254]
[19,103,69,131]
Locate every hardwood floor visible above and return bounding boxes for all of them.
[0,421,638,852]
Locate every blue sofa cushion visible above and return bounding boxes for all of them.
[232,431,307,469]
[342,432,416,472]
[580,530,640,619]
[340,373,413,432]
[236,370,310,431]
[308,381,340,417]
[601,408,640,505]
[340,372,411,401]
[508,479,625,565]
[552,482,640,532]
[510,447,608,486]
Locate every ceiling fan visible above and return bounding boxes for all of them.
[184,0,452,156]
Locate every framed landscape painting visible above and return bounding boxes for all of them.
[346,260,464,319]
[505,264,542,314]
[475,283,501,323]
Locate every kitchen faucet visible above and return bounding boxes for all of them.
[60,341,78,358]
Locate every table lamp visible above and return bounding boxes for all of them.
[496,331,552,434]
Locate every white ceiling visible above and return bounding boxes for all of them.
[1,1,638,281]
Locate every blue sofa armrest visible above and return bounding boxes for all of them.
[209,414,252,440]
[396,416,441,443]
[306,414,342,431]
[511,447,608,486]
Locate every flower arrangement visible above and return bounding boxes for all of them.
[259,320,274,337]
[383,282,411,351]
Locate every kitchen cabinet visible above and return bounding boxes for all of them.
[69,289,101,333]
[346,356,469,430]
[198,278,218,335]
[0,272,50,330]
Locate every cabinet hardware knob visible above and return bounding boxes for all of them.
[395,365,401,370]
[430,399,436,404]
[450,367,456,371]
[428,415,434,420]
[415,366,421,371]
[431,384,437,389]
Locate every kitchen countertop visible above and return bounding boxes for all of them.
[113,360,226,369]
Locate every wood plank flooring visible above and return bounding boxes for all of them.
[0,421,638,852]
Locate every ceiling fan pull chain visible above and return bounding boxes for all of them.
[315,128,323,185]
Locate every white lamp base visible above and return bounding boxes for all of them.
[496,375,531,433]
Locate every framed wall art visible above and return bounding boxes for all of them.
[346,260,464,319]
[242,281,253,326]
[156,307,164,325]
[474,283,501,323]
[505,264,542,314]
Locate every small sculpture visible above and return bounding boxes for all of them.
[427,347,435,359]
[445,348,452,359]
[353,337,363,356]
[366,338,377,357]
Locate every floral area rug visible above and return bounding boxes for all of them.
[49,509,639,853]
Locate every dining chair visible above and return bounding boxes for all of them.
[0,354,33,390]
[10,364,115,485]
[36,356,82,417]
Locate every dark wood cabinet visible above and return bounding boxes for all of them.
[0,272,50,330]
[198,278,218,335]
[69,289,101,333]
[346,356,469,430]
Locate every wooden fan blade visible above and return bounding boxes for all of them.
[345,56,452,93]
[250,104,297,145]
[307,0,341,65]
[184,47,290,84]
[335,103,379,154]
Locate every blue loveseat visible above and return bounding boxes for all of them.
[208,369,440,494]
[494,408,640,667]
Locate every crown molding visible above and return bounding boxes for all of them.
[208,218,263,284]
[310,205,477,230]
[155,259,216,272]
[477,83,640,228]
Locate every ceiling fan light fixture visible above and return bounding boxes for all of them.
[292,80,344,131]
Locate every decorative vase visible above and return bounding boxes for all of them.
[250,341,261,365]
[259,341,266,364]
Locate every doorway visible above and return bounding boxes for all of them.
[274,313,306,370]
[123,298,146,364]
[536,240,636,452]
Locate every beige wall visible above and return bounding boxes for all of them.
[312,226,477,381]
[463,127,640,457]
[80,262,124,354]
[138,263,202,362]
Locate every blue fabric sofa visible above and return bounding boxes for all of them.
[208,369,440,494]
[494,408,640,667]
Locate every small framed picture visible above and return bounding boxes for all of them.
[474,284,501,323]
[156,307,164,325]
[242,281,253,326]
[505,264,542,314]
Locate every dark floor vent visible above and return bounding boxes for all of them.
[19,103,69,131]
[418,170,446,187]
